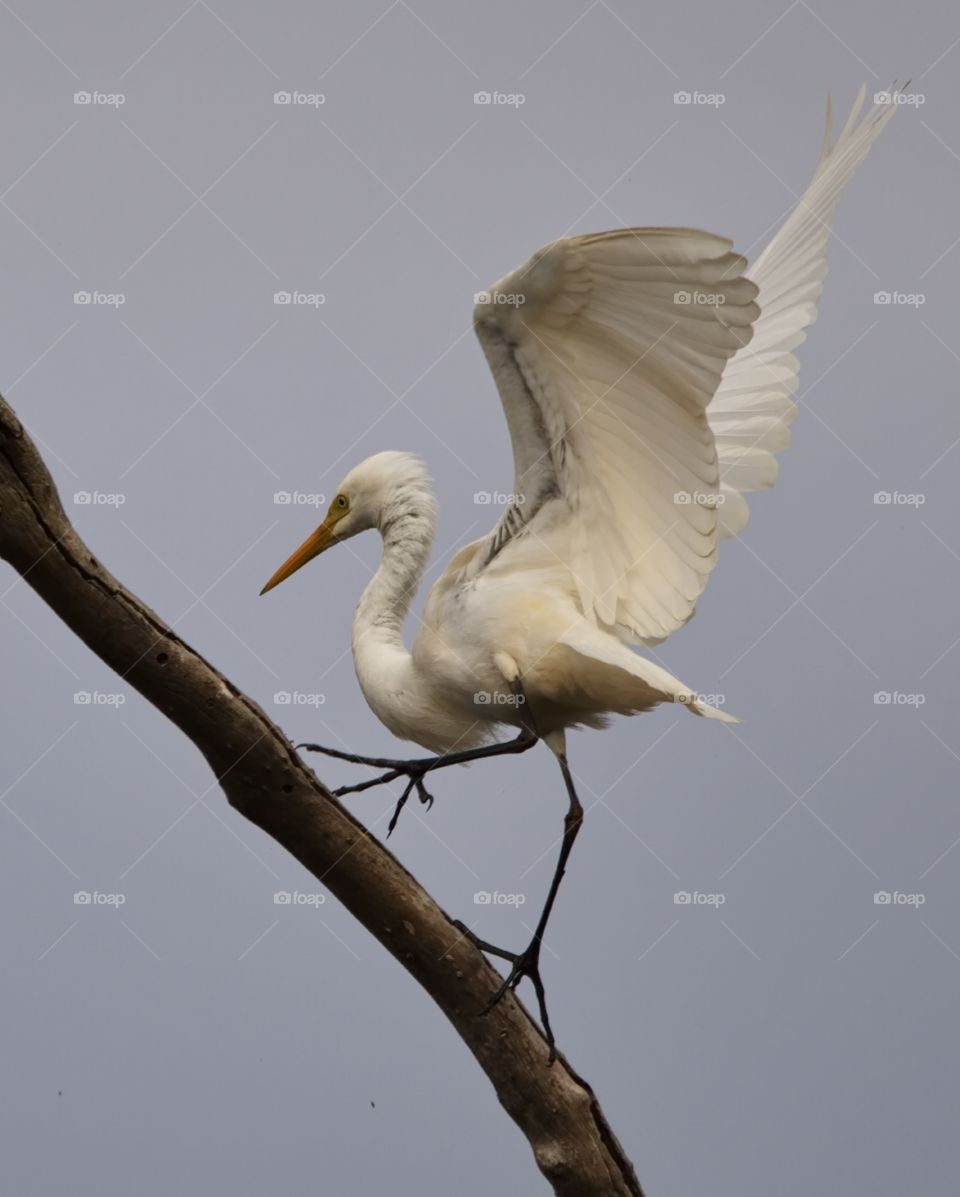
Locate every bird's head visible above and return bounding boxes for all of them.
[259,451,434,595]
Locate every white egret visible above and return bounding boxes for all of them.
[262,88,897,1049]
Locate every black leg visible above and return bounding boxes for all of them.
[296,729,537,775]
[511,676,540,740]
[479,752,584,1061]
[301,682,583,1056]
[297,728,538,834]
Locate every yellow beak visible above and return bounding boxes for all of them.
[260,514,339,595]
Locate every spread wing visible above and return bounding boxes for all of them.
[473,227,759,645]
[708,85,900,536]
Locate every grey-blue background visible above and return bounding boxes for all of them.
[0,2,956,1194]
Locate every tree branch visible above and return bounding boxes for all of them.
[0,392,644,1197]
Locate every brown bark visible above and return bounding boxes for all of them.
[0,392,644,1196]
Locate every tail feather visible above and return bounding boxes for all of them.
[549,623,739,724]
[685,697,739,724]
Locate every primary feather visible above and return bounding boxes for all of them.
[708,85,900,536]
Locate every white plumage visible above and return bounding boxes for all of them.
[710,85,898,536]
[262,88,897,758]
[261,89,898,1043]
[474,227,759,648]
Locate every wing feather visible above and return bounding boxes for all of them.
[474,228,759,644]
[471,87,897,645]
[709,87,900,536]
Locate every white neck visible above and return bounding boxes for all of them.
[351,494,435,701]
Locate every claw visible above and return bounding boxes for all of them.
[475,939,556,1061]
[386,769,428,836]
[449,921,556,1058]
[333,767,403,798]
[415,778,434,810]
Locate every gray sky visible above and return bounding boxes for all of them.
[1,1,958,1194]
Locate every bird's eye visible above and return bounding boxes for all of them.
[335,494,349,511]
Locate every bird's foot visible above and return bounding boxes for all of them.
[452,921,556,1061]
[297,730,538,835]
[297,743,438,835]
[336,763,436,836]
[379,765,436,835]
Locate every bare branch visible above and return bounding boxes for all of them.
[0,392,644,1196]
